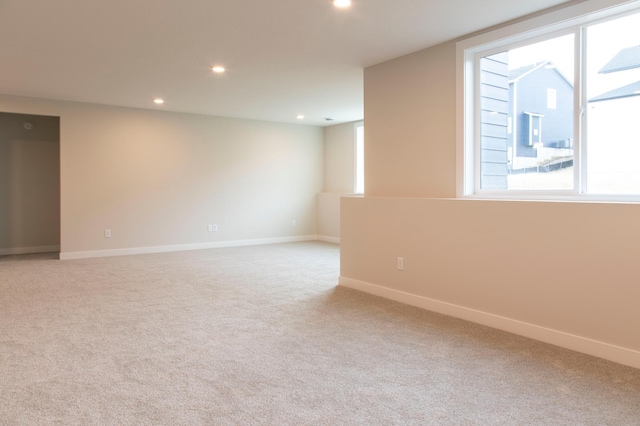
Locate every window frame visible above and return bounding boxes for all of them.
[354,121,364,194]
[457,0,640,201]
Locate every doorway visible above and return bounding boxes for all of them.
[0,112,60,255]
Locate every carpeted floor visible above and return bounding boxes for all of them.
[1,241,639,425]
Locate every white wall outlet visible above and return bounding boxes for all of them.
[212,224,217,232]
[292,220,296,227]
[208,224,213,232]
[397,257,404,271]
[104,229,111,238]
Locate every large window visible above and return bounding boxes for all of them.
[459,1,640,199]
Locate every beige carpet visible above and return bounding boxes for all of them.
[1,241,639,425]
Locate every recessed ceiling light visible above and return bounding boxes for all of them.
[333,0,351,8]
[296,114,305,120]
[153,98,164,105]
[212,66,226,74]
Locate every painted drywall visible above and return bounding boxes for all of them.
[316,193,361,242]
[0,113,60,254]
[0,95,323,256]
[341,25,640,367]
[324,122,357,193]
[316,192,341,242]
[342,197,640,362]
[317,121,361,242]
[364,41,457,198]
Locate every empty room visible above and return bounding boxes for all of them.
[1,0,640,424]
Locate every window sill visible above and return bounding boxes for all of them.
[463,193,640,204]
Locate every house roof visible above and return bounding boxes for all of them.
[509,61,573,86]
[599,46,640,74]
[509,62,548,81]
[589,80,640,102]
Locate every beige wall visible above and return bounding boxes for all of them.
[316,193,361,242]
[365,41,456,198]
[342,197,640,352]
[0,95,323,257]
[341,35,640,368]
[324,121,357,193]
[316,193,341,241]
[0,113,60,254]
[317,121,361,241]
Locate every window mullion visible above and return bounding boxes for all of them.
[577,26,588,194]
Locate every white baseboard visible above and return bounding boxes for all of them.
[339,276,640,370]
[317,235,340,244]
[0,245,60,256]
[60,236,318,260]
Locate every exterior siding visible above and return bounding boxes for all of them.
[479,53,509,189]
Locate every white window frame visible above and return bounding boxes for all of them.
[456,0,640,201]
[354,122,364,194]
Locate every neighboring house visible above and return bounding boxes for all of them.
[508,60,574,171]
[590,79,640,102]
[478,57,574,189]
[590,45,640,102]
[597,45,640,74]
[588,46,640,177]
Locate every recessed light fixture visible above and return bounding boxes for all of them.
[333,0,351,8]
[212,66,226,74]
[153,98,164,105]
[296,114,305,120]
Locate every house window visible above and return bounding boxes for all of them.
[355,123,364,194]
[459,1,640,198]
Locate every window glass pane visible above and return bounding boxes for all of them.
[479,34,575,190]
[586,12,640,194]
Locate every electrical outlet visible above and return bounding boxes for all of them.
[208,224,213,232]
[397,257,404,271]
[212,224,217,232]
[105,229,111,238]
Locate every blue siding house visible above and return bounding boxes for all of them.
[479,52,510,189]
[508,61,573,171]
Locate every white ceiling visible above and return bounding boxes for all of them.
[0,0,572,126]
